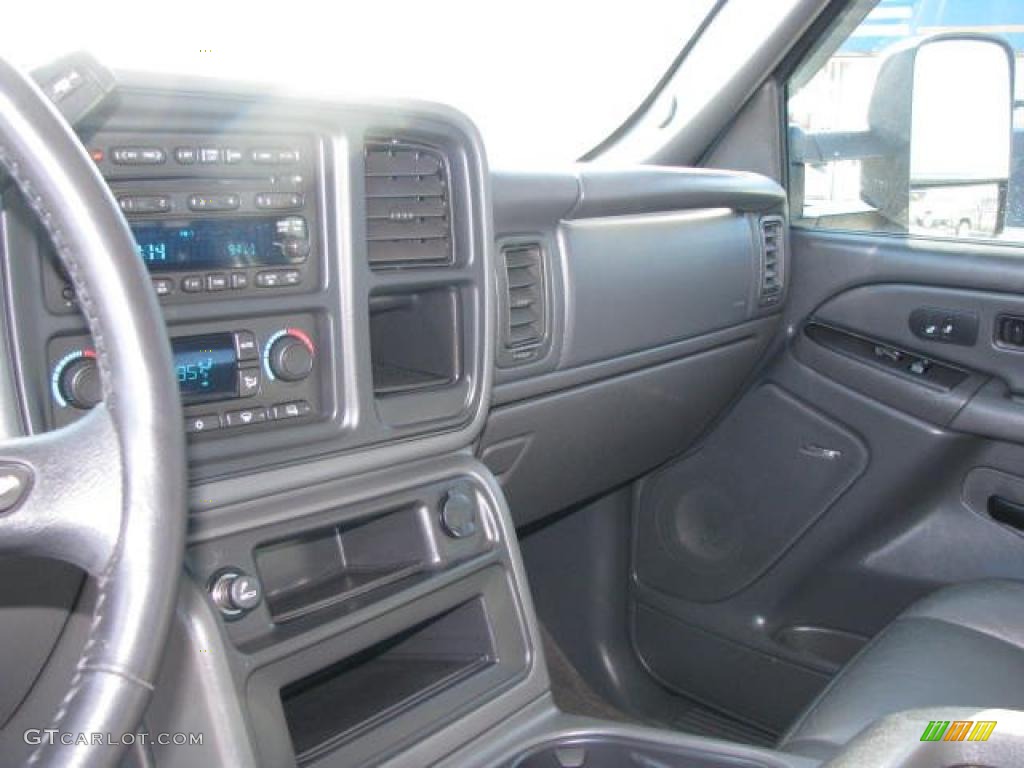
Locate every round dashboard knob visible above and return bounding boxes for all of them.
[209,570,263,618]
[59,357,101,410]
[269,334,314,382]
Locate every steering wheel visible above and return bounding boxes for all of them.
[0,60,186,766]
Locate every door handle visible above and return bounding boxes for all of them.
[988,495,1024,532]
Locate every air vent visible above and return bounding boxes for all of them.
[364,141,453,268]
[501,243,546,360]
[758,216,785,305]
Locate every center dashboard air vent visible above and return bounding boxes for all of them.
[499,243,547,365]
[758,215,785,306]
[364,141,453,268]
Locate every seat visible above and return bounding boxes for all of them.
[779,579,1024,760]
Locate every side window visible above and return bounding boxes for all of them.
[787,0,1024,244]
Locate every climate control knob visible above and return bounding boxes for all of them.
[266,329,315,382]
[58,356,101,410]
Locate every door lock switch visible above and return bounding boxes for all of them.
[910,308,978,346]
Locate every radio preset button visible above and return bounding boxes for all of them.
[151,278,174,297]
[181,275,204,293]
[252,148,300,164]
[188,194,239,211]
[186,414,221,434]
[111,147,166,165]
[119,195,170,214]
[230,271,249,290]
[224,148,243,164]
[256,269,299,288]
[205,273,228,292]
[237,368,261,398]
[233,330,258,361]
[224,407,267,428]
[199,147,220,164]
[174,147,197,164]
[256,192,303,210]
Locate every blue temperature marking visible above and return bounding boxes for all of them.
[51,349,85,408]
[263,329,288,380]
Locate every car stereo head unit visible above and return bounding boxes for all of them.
[41,131,322,312]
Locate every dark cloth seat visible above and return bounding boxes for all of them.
[779,580,1024,760]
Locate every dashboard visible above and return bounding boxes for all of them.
[0,62,789,768]
[2,78,494,483]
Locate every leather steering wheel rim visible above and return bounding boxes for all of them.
[0,60,186,767]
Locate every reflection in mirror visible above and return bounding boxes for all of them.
[909,38,1013,239]
[910,183,1001,239]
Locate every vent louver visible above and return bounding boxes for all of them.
[365,141,453,267]
[759,216,784,305]
[501,243,546,358]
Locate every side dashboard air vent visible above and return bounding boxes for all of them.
[758,216,785,306]
[364,141,453,267]
[500,243,547,362]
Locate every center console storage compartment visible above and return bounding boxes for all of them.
[247,564,531,768]
[369,288,460,396]
[282,599,493,763]
[255,505,436,623]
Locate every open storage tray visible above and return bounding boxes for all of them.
[369,288,461,396]
[281,599,495,764]
[256,505,435,624]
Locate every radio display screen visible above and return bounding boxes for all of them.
[130,218,306,271]
[172,333,237,403]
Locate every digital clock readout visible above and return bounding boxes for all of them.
[129,218,303,271]
[171,333,237,403]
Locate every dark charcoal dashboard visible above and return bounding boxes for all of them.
[0,64,790,768]
[3,82,493,483]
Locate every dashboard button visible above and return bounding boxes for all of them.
[151,278,173,297]
[181,275,204,293]
[224,148,243,164]
[233,330,258,361]
[206,273,228,292]
[255,192,303,210]
[186,414,221,434]
[119,195,170,214]
[224,407,267,427]
[111,146,166,165]
[230,271,249,290]
[188,194,239,211]
[272,400,312,420]
[237,368,261,398]
[174,147,197,164]
[256,270,286,287]
[199,147,220,164]
[251,149,277,164]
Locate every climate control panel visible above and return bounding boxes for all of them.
[46,313,326,437]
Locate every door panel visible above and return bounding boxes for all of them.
[629,226,1024,730]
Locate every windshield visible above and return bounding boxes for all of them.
[3,0,717,169]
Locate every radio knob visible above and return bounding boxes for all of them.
[269,334,314,382]
[59,357,101,410]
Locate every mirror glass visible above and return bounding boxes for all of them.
[911,39,1012,184]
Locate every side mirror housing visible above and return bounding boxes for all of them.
[861,34,1014,236]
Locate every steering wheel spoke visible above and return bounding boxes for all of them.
[0,405,121,575]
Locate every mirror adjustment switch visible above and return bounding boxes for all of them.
[910,308,978,346]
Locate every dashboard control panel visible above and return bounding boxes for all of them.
[43,131,320,313]
[47,314,325,436]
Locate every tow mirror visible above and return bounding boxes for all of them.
[861,34,1014,237]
